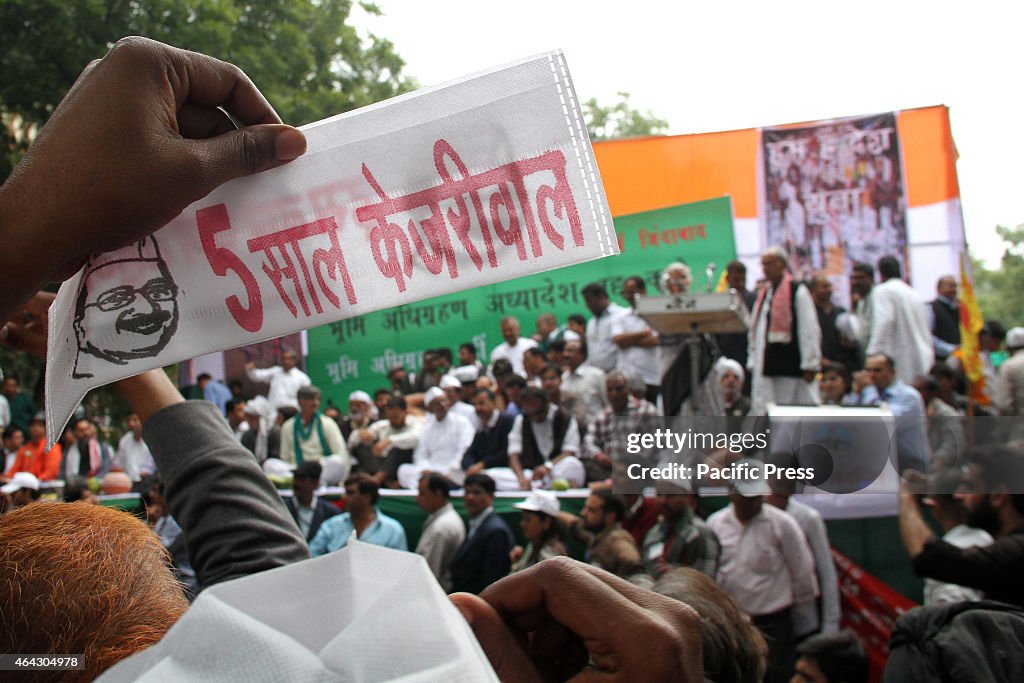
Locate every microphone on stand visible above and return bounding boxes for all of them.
[705,262,717,293]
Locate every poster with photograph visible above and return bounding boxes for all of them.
[762,113,907,285]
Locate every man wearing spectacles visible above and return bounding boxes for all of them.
[72,236,179,378]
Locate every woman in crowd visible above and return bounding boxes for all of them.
[820,361,855,405]
[510,490,567,572]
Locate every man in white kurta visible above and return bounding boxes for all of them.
[748,249,821,416]
[245,350,311,414]
[115,412,156,482]
[489,316,538,377]
[397,387,475,489]
[865,257,934,385]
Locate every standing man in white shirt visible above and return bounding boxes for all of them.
[489,316,538,377]
[613,276,661,405]
[115,412,156,482]
[415,472,466,592]
[583,282,629,372]
[865,256,934,385]
[707,476,818,683]
[397,387,475,489]
[245,349,311,416]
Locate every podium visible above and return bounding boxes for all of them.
[636,291,750,409]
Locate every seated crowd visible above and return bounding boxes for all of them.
[5,254,1023,681]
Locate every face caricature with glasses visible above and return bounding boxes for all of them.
[73,237,180,378]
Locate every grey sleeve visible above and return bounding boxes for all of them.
[144,401,309,589]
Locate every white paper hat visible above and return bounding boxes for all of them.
[424,386,446,407]
[439,375,462,390]
[97,541,499,682]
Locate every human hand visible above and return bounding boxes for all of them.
[0,291,54,358]
[532,465,550,481]
[0,36,307,315]
[466,462,485,477]
[510,545,524,564]
[802,369,817,383]
[900,468,929,497]
[852,370,870,393]
[451,557,703,682]
[518,476,533,491]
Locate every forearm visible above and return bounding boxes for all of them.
[143,400,308,587]
[899,493,935,559]
[509,453,526,479]
[0,174,70,326]
[114,369,185,422]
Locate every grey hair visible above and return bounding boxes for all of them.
[760,246,788,265]
[659,262,692,293]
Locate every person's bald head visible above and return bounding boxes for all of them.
[937,275,958,301]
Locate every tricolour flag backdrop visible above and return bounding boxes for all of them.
[302,105,964,407]
[593,105,964,305]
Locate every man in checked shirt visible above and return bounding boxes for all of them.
[582,370,659,483]
[641,479,721,578]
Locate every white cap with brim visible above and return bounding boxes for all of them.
[1,471,40,494]
[513,490,560,517]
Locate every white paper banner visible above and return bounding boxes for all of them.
[46,51,617,443]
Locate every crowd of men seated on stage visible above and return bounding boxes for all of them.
[5,247,1024,683]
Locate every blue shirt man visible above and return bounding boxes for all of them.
[309,473,408,556]
[198,373,233,415]
[844,353,930,472]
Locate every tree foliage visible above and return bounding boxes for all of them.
[0,0,413,414]
[0,0,414,181]
[583,91,669,141]
[974,225,1024,326]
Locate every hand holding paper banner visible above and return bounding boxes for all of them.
[46,51,616,444]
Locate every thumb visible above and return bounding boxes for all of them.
[188,124,307,191]
[449,593,541,683]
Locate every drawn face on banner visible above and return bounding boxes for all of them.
[73,237,179,375]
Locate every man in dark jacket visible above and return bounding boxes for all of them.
[462,388,514,476]
[885,601,1024,683]
[284,461,340,542]
[449,473,514,594]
